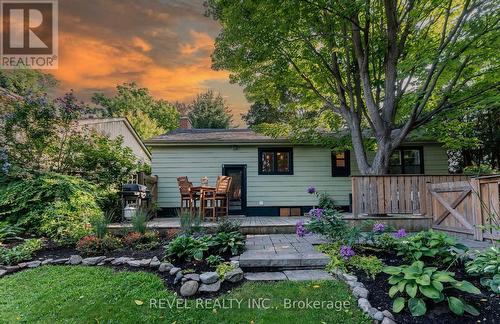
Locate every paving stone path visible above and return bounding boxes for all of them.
[234,234,330,269]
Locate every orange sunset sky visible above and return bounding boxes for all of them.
[51,0,248,126]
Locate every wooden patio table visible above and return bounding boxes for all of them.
[190,186,216,216]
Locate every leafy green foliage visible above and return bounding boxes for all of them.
[215,219,241,234]
[216,262,236,278]
[373,233,398,250]
[463,164,499,176]
[480,274,500,294]
[164,235,211,261]
[348,255,384,280]
[92,82,179,139]
[466,247,500,293]
[0,173,103,244]
[187,90,233,129]
[317,243,347,272]
[75,235,122,256]
[0,238,43,265]
[211,231,246,256]
[165,230,246,262]
[206,255,224,267]
[383,261,480,317]
[207,0,498,174]
[242,100,291,127]
[131,211,149,234]
[179,210,204,235]
[122,230,160,251]
[395,230,468,266]
[0,221,23,242]
[306,208,361,245]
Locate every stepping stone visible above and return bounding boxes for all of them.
[244,272,287,281]
[283,270,334,281]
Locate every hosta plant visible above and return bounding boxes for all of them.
[210,231,245,256]
[164,235,211,261]
[466,247,500,293]
[383,261,481,317]
[396,230,468,266]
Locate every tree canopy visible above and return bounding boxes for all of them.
[208,0,500,174]
[92,83,179,139]
[188,89,233,128]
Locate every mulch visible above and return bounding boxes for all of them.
[350,248,499,324]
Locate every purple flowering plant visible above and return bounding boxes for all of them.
[393,228,407,239]
[307,185,316,194]
[296,220,308,237]
[340,245,355,260]
[373,223,385,233]
[309,208,324,219]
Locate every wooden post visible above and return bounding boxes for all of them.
[352,177,358,218]
[470,178,484,241]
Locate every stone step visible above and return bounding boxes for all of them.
[236,251,330,269]
[244,270,333,281]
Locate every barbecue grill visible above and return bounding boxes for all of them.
[120,183,151,221]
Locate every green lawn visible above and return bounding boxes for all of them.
[0,266,370,324]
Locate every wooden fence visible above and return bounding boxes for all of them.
[351,175,468,216]
[428,176,499,241]
[351,174,500,241]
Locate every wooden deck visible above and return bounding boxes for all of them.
[109,214,433,235]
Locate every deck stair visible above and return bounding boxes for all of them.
[234,234,330,270]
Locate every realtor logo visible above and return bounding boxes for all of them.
[1,0,58,69]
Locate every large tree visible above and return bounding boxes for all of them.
[188,89,233,128]
[92,83,179,139]
[208,0,499,174]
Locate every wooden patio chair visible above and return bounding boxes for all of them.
[177,176,197,215]
[201,176,232,221]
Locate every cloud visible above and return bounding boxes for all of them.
[50,0,249,125]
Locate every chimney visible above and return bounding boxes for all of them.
[179,116,192,129]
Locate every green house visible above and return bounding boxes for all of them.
[146,125,450,217]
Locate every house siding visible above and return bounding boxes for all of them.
[151,143,449,212]
[79,120,151,163]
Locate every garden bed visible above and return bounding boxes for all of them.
[349,248,499,324]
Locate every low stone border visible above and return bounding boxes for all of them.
[0,255,244,298]
[331,269,397,324]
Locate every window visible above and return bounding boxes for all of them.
[332,150,351,177]
[389,147,424,174]
[258,148,293,175]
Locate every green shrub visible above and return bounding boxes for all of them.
[216,261,236,278]
[76,234,122,256]
[306,208,361,245]
[211,231,245,256]
[131,211,148,234]
[216,219,241,234]
[0,221,23,242]
[463,164,498,176]
[178,210,203,235]
[383,261,480,317]
[91,215,110,239]
[373,233,398,250]
[122,230,159,251]
[0,238,43,265]
[206,255,224,267]
[317,192,337,210]
[0,173,103,244]
[395,230,468,266]
[164,235,211,261]
[465,246,500,293]
[349,255,384,279]
[317,243,347,272]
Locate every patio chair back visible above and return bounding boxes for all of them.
[177,176,192,196]
[215,176,232,195]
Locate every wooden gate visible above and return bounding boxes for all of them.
[427,176,500,241]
